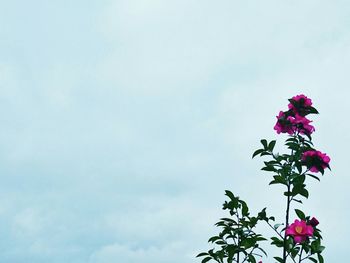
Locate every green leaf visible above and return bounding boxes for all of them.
[268,140,276,151]
[290,246,300,259]
[317,253,324,263]
[295,209,306,220]
[242,238,256,249]
[307,173,320,182]
[300,188,309,198]
[196,252,209,257]
[269,180,279,185]
[293,174,305,185]
[225,190,235,201]
[286,142,300,151]
[252,149,264,158]
[248,254,256,263]
[284,191,293,196]
[256,246,268,256]
[208,236,221,243]
[295,162,302,173]
[261,139,268,149]
[255,236,267,241]
[292,198,303,204]
[273,175,287,185]
[308,106,319,114]
[291,184,308,198]
[249,217,258,227]
[318,246,325,253]
[261,166,276,172]
[308,257,317,263]
[271,237,284,247]
[239,200,249,217]
[201,257,212,263]
[258,208,267,220]
[286,137,298,143]
[273,256,284,263]
[306,133,312,141]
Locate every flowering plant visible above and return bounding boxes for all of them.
[197,95,331,263]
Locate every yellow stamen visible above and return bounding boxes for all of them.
[295,226,303,234]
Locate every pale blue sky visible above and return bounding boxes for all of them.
[0,0,349,262]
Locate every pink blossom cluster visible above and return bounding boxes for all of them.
[286,217,319,244]
[288,94,313,116]
[286,219,314,243]
[274,94,315,135]
[274,95,331,174]
[301,150,331,173]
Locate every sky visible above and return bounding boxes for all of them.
[0,0,349,262]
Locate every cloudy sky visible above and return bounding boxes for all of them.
[0,0,349,262]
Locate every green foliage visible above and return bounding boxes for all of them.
[252,133,328,262]
[196,191,268,263]
[253,134,321,202]
[278,218,324,263]
[198,96,330,263]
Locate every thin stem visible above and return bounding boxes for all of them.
[266,221,284,239]
[283,183,291,262]
[283,134,299,262]
[298,247,303,263]
[285,249,298,263]
[241,247,256,263]
[236,209,240,263]
[300,255,311,261]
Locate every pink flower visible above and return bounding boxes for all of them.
[274,111,295,134]
[309,217,319,227]
[288,94,313,116]
[302,150,331,173]
[274,112,315,135]
[286,219,314,243]
[289,94,313,108]
[293,114,315,135]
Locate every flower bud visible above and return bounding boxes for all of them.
[309,217,319,227]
